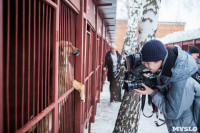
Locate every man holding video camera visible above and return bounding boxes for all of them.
[134,40,200,133]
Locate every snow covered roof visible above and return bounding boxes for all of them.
[158,28,200,44]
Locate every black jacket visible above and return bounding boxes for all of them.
[104,51,121,81]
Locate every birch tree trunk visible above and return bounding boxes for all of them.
[136,0,161,52]
[113,0,161,132]
[110,0,142,102]
[113,0,143,132]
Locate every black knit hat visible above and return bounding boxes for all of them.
[189,46,200,54]
[141,40,167,62]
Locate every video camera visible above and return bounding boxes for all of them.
[123,53,158,92]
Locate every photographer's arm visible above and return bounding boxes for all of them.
[135,80,194,120]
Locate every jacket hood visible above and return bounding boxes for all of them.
[157,45,198,88]
[170,45,198,82]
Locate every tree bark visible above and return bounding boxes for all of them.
[114,0,161,132]
[113,92,141,133]
[136,0,161,52]
[110,0,142,103]
[113,0,142,132]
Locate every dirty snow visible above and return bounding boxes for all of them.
[87,81,168,133]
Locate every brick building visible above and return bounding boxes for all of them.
[115,20,185,53]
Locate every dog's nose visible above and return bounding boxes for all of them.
[73,49,80,56]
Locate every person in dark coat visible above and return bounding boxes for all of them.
[134,40,200,133]
[103,45,121,91]
[187,46,200,72]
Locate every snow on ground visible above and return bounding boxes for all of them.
[88,81,121,133]
[88,81,168,133]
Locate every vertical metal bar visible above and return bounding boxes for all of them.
[66,99,67,133]
[62,4,65,95]
[60,2,63,98]
[22,0,25,126]
[37,0,41,115]
[67,7,70,91]
[61,4,64,96]
[48,7,51,106]
[47,113,50,133]
[28,0,31,122]
[41,3,45,131]
[65,99,67,133]
[63,4,66,94]
[62,102,64,133]
[45,4,48,109]
[6,0,10,132]
[41,2,45,112]
[0,0,3,131]
[33,0,36,118]
[66,6,68,93]
[15,0,18,131]
[53,0,59,132]
[58,3,61,98]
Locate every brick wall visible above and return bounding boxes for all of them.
[156,22,185,38]
[115,21,128,53]
[115,20,185,53]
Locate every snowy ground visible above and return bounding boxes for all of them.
[88,81,168,133]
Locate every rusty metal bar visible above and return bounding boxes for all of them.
[28,0,31,122]
[53,0,59,131]
[48,7,51,107]
[65,5,68,93]
[45,4,48,109]
[0,0,3,131]
[64,98,67,133]
[62,0,79,14]
[83,106,93,129]
[16,103,54,133]
[60,4,63,97]
[33,0,36,118]
[67,7,71,91]
[66,5,69,93]
[84,71,94,82]
[41,2,45,112]
[68,7,71,42]
[64,100,66,133]
[60,3,63,97]
[41,0,58,9]
[62,101,64,133]
[63,101,65,133]
[37,0,41,115]
[15,0,18,130]
[22,0,25,126]
[58,2,61,98]
[6,0,10,132]
[63,5,65,94]
[47,114,49,133]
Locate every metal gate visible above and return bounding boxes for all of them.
[1,0,115,132]
[2,0,77,132]
[58,1,77,132]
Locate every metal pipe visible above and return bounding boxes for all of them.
[15,0,18,130]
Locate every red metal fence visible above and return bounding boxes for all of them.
[1,0,112,132]
[165,38,200,52]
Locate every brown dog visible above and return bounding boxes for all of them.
[29,41,83,132]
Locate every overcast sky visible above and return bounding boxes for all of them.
[116,0,200,30]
